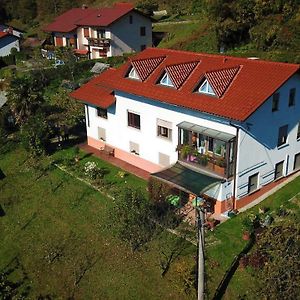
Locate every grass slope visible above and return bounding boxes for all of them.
[0,143,195,299]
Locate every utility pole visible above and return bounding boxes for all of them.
[197,206,205,300]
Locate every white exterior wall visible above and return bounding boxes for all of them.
[109,12,152,56]
[86,91,236,201]
[68,11,152,58]
[0,36,20,56]
[235,74,300,200]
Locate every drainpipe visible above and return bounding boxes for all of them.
[229,122,240,211]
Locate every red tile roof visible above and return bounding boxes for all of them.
[71,48,299,121]
[70,76,115,108]
[166,61,199,89]
[44,3,135,33]
[131,56,165,81]
[0,32,8,39]
[205,66,240,97]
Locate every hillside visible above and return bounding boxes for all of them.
[1,0,300,62]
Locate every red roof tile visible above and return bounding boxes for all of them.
[165,61,199,89]
[70,76,115,108]
[0,32,8,39]
[44,3,135,33]
[71,48,299,121]
[205,66,240,97]
[131,56,166,81]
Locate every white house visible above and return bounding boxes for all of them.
[71,48,300,214]
[44,2,152,59]
[0,25,22,57]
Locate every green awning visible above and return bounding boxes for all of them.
[151,162,221,195]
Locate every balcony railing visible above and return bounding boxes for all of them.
[87,37,110,48]
[178,145,228,177]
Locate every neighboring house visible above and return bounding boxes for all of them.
[0,25,23,57]
[44,2,152,59]
[71,48,300,214]
[0,25,23,38]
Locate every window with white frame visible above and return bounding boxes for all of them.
[198,79,216,96]
[294,152,300,170]
[128,111,141,129]
[160,72,174,87]
[129,141,139,155]
[274,161,284,180]
[157,119,172,140]
[248,173,259,193]
[277,125,288,147]
[128,67,140,80]
[98,127,106,141]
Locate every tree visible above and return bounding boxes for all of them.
[49,87,84,128]
[253,223,300,299]
[7,75,44,125]
[20,112,51,156]
[108,188,156,252]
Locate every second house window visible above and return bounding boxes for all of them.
[128,111,140,129]
[97,107,107,119]
[140,26,146,36]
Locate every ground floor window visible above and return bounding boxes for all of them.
[274,161,284,180]
[248,173,259,194]
[98,127,106,141]
[294,153,300,170]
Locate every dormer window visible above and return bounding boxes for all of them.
[128,67,140,80]
[198,79,216,96]
[160,72,174,87]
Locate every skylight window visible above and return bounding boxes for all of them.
[160,72,174,87]
[198,79,215,96]
[128,67,140,80]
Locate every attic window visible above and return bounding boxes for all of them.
[160,72,174,87]
[128,67,140,80]
[198,79,216,96]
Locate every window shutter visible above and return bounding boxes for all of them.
[98,127,106,141]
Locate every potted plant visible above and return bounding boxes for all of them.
[198,154,208,166]
[215,157,226,175]
[241,216,254,240]
[180,144,192,160]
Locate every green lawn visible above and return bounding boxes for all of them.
[0,143,196,299]
[2,140,299,299]
[205,175,300,299]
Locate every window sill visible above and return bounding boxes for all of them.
[157,135,172,142]
[277,143,289,150]
[128,125,141,131]
[248,188,261,196]
[274,175,284,182]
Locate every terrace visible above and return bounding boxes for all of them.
[177,121,236,178]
